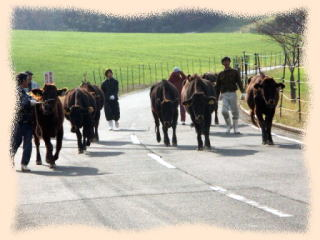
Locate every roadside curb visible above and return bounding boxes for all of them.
[239,105,305,135]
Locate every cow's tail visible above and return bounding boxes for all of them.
[250,110,258,127]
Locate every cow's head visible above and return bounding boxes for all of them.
[254,77,285,108]
[31,85,67,115]
[183,93,216,124]
[157,97,178,128]
[67,105,95,134]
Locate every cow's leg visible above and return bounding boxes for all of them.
[152,112,161,143]
[265,110,275,145]
[162,125,170,146]
[214,108,219,125]
[93,111,100,142]
[34,135,42,165]
[195,124,203,151]
[172,110,178,146]
[53,127,63,161]
[75,129,84,154]
[43,135,54,165]
[204,114,212,150]
[256,110,267,144]
[82,130,87,151]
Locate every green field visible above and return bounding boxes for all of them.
[11,30,282,89]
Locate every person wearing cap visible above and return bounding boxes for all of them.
[216,57,246,134]
[11,73,39,172]
[168,67,187,125]
[101,69,120,130]
[25,71,39,92]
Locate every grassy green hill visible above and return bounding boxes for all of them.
[11,30,281,89]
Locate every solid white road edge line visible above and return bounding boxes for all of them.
[147,153,176,169]
[248,125,303,145]
[210,186,293,218]
[130,134,141,144]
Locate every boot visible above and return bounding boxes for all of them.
[225,117,232,134]
[233,119,240,134]
[108,120,113,130]
[115,121,119,129]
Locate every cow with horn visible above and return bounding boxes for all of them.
[181,74,217,150]
[150,80,179,146]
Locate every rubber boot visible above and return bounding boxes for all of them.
[108,120,113,130]
[225,117,232,134]
[233,119,240,134]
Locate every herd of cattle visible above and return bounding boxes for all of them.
[28,72,284,169]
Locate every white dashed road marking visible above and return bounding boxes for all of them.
[210,186,293,218]
[249,125,303,145]
[147,153,176,169]
[130,134,141,144]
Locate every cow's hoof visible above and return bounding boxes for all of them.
[197,147,204,151]
[267,141,274,145]
[172,142,177,147]
[36,161,42,165]
[79,149,84,154]
[204,146,211,151]
[49,163,56,169]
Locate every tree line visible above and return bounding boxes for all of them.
[12,7,255,33]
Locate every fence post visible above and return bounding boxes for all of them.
[92,70,96,84]
[142,64,145,85]
[155,63,157,83]
[279,54,287,118]
[213,56,216,73]
[126,66,129,92]
[98,68,102,84]
[149,64,152,86]
[254,53,257,74]
[119,67,123,93]
[199,59,202,73]
[138,65,141,86]
[187,59,190,74]
[297,47,301,122]
[131,67,134,90]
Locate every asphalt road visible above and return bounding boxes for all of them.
[14,89,309,232]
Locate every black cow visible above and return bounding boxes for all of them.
[246,73,285,145]
[63,88,97,153]
[80,81,105,142]
[150,80,179,146]
[202,72,219,125]
[181,74,217,150]
[30,84,67,168]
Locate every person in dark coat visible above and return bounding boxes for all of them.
[11,72,39,172]
[25,71,39,92]
[101,69,120,130]
[168,67,187,125]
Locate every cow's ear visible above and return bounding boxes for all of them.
[57,88,68,96]
[276,83,285,89]
[208,96,216,105]
[182,99,192,107]
[254,83,262,89]
[31,88,43,96]
[187,75,191,81]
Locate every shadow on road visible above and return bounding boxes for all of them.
[95,140,131,146]
[113,128,147,132]
[26,165,107,177]
[210,131,260,137]
[214,148,258,157]
[85,151,124,157]
[275,143,302,150]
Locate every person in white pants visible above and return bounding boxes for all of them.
[216,57,246,134]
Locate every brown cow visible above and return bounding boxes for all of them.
[181,74,217,150]
[80,81,105,142]
[246,73,285,145]
[30,84,67,168]
[63,88,97,153]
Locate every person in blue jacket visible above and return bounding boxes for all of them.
[11,72,39,172]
